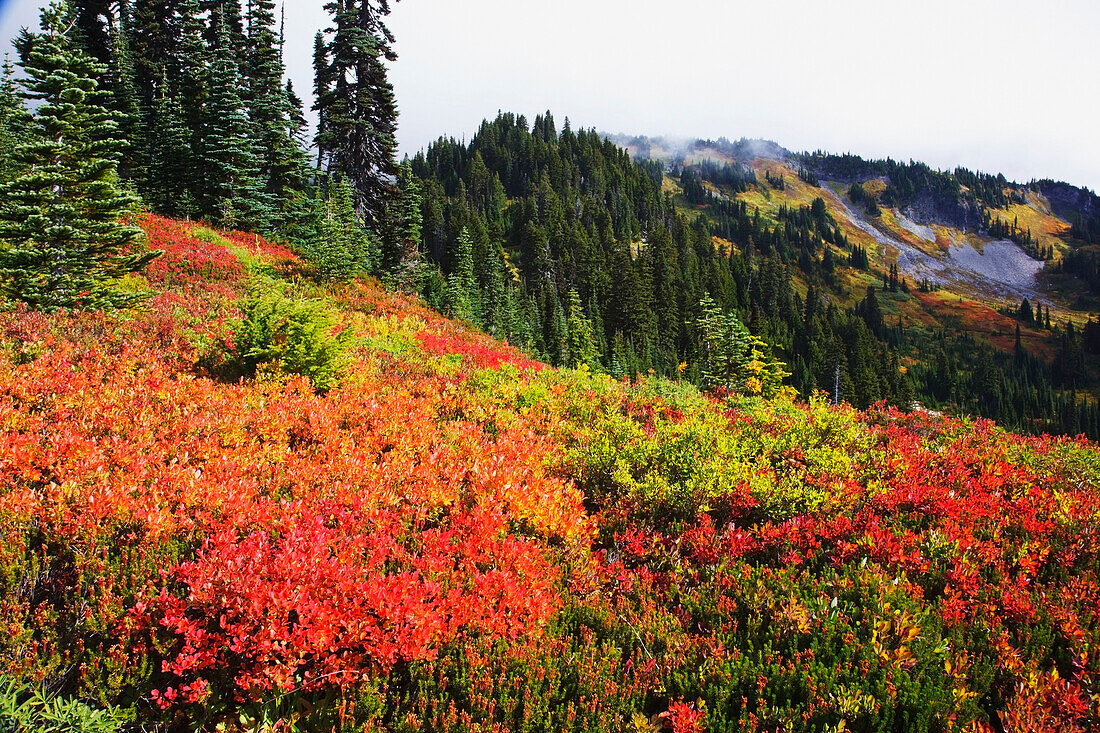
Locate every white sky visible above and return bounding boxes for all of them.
[2,0,1098,191]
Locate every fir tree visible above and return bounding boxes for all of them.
[381,161,423,290]
[175,0,209,196]
[67,0,115,66]
[0,1,159,311]
[696,295,788,396]
[104,1,142,180]
[203,15,269,229]
[311,30,332,170]
[131,0,181,117]
[481,241,511,340]
[566,287,600,370]
[0,55,30,182]
[307,176,376,281]
[315,0,400,218]
[245,0,307,229]
[144,83,194,216]
[285,80,309,147]
[444,226,479,324]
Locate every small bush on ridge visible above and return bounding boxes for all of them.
[233,288,352,391]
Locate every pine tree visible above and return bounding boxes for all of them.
[695,295,788,396]
[245,0,307,229]
[285,80,309,147]
[311,31,332,170]
[0,55,30,182]
[444,226,479,324]
[380,161,423,289]
[0,1,159,311]
[109,2,142,179]
[307,176,376,281]
[131,0,181,117]
[390,160,422,266]
[144,83,194,216]
[174,0,209,208]
[203,15,269,230]
[566,287,600,370]
[315,0,400,218]
[481,241,510,339]
[67,1,115,66]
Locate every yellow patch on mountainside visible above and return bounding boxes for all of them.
[713,235,736,256]
[984,191,1072,260]
[861,179,888,199]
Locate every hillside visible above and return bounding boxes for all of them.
[408,116,1100,441]
[613,134,1095,314]
[4,215,1100,731]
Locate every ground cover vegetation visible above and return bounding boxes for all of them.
[2,215,1100,732]
[3,1,1100,731]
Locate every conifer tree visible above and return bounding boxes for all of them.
[389,161,422,266]
[548,285,570,365]
[145,84,195,217]
[172,0,209,207]
[67,0,114,65]
[245,0,307,228]
[285,80,309,146]
[308,176,376,281]
[131,0,181,115]
[315,0,400,218]
[0,55,30,182]
[444,226,479,324]
[311,31,332,170]
[0,1,159,311]
[696,295,788,397]
[566,287,600,369]
[203,15,269,229]
[380,161,424,289]
[481,241,511,339]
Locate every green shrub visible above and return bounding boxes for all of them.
[234,289,352,392]
[0,676,128,733]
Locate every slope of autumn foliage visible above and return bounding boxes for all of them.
[2,215,1100,731]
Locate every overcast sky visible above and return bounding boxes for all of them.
[2,0,1098,191]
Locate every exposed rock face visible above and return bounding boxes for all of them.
[902,190,983,231]
[1038,181,1098,222]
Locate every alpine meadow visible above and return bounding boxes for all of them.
[3,1,1100,732]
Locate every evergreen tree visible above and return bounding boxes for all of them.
[695,295,788,397]
[444,226,479,324]
[174,0,209,207]
[0,1,159,311]
[307,175,376,281]
[67,0,114,66]
[285,80,309,147]
[202,15,269,229]
[105,1,141,179]
[311,30,333,170]
[314,0,400,218]
[1017,297,1034,323]
[392,160,422,266]
[0,55,30,182]
[566,287,600,370]
[245,0,308,229]
[481,241,511,340]
[144,83,194,216]
[131,0,181,117]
